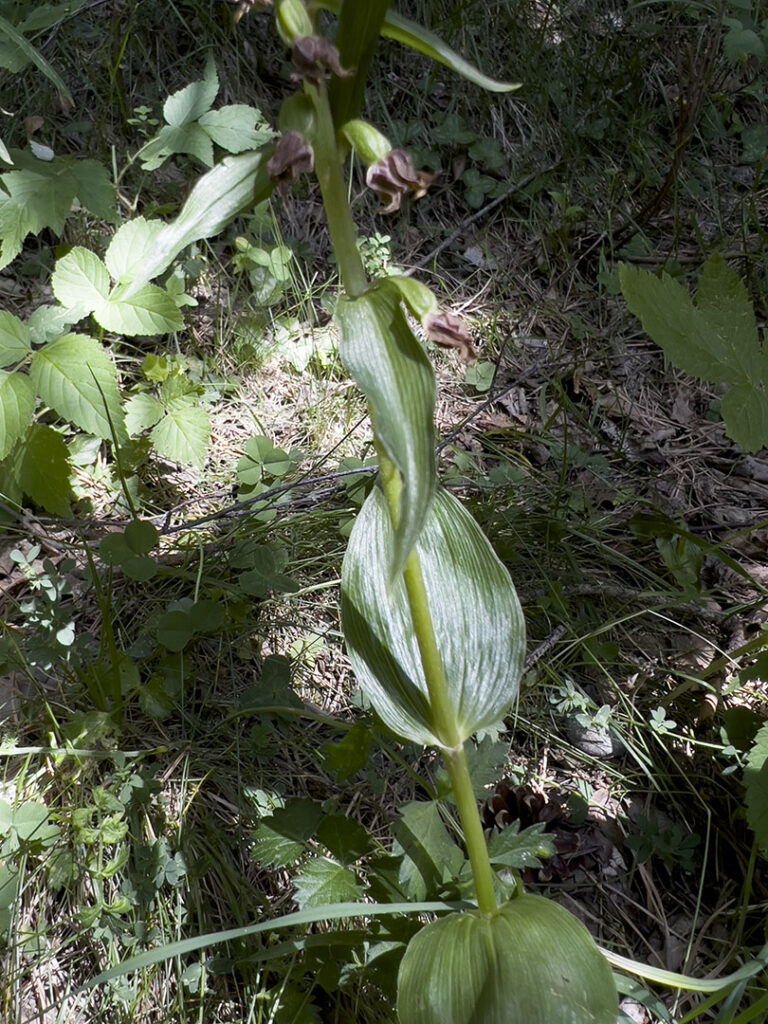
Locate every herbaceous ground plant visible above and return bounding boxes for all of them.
[63,0,768,1020]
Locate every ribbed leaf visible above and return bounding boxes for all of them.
[328,0,392,126]
[0,370,34,459]
[745,721,768,854]
[105,217,166,284]
[341,486,525,747]
[0,311,30,367]
[316,1,519,93]
[93,284,183,336]
[397,896,618,1024]
[117,149,274,299]
[30,333,126,443]
[50,246,110,317]
[337,280,436,578]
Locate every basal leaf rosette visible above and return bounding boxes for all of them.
[341,485,525,747]
[397,894,618,1024]
[337,281,437,579]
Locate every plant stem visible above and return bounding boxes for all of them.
[378,450,498,915]
[309,82,367,297]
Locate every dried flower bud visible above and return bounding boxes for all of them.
[423,310,477,361]
[266,131,314,192]
[291,36,353,87]
[365,149,437,214]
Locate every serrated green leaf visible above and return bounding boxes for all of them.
[294,857,362,910]
[13,423,72,516]
[487,822,555,869]
[140,124,215,171]
[0,154,115,269]
[437,736,509,800]
[117,150,274,299]
[0,371,34,459]
[94,283,183,336]
[125,392,164,435]
[164,62,218,126]
[252,799,323,868]
[341,486,525,748]
[51,246,110,316]
[397,896,618,1024]
[392,801,464,901]
[150,401,210,467]
[27,304,80,346]
[337,281,436,579]
[0,310,30,367]
[618,260,755,384]
[105,217,166,283]
[316,814,371,864]
[720,383,768,452]
[30,333,126,442]
[198,105,273,153]
[695,254,761,380]
[724,26,765,64]
[745,721,768,854]
[316,0,519,93]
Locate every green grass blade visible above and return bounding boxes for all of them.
[0,14,74,106]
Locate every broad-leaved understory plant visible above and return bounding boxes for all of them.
[4,0,768,1021]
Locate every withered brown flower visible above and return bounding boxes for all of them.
[266,132,314,192]
[365,149,437,214]
[424,309,477,361]
[291,36,353,87]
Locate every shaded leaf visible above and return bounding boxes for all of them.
[13,423,72,516]
[316,814,371,864]
[0,371,34,460]
[252,799,323,867]
[320,722,371,781]
[745,721,768,854]
[341,486,525,748]
[392,801,464,901]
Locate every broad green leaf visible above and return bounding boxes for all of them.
[316,1,520,93]
[720,383,768,452]
[0,13,73,104]
[252,799,323,868]
[293,857,362,910]
[12,802,59,847]
[150,401,210,467]
[618,258,759,384]
[724,26,765,64]
[341,486,525,748]
[27,304,80,346]
[140,124,215,171]
[745,721,768,854]
[0,138,11,164]
[117,149,275,299]
[328,0,393,126]
[93,283,183,336]
[164,61,219,126]
[397,896,618,1024]
[105,217,166,283]
[13,423,72,516]
[0,153,115,269]
[337,280,436,578]
[316,814,371,864]
[30,333,126,443]
[392,801,464,901]
[198,106,274,153]
[0,311,30,367]
[320,721,371,781]
[125,392,164,435]
[0,371,34,460]
[51,246,110,316]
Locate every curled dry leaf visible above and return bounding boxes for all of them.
[266,131,314,191]
[365,149,438,214]
[291,36,353,87]
[231,0,271,22]
[424,309,477,361]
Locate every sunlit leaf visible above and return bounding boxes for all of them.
[294,857,362,910]
[397,896,618,1024]
[0,371,34,460]
[337,280,436,578]
[0,311,31,367]
[341,486,525,748]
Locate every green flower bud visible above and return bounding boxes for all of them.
[278,94,317,140]
[340,119,392,167]
[274,0,312,45]
[397,895,618,1024]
